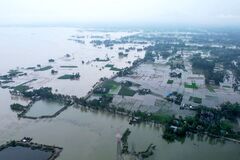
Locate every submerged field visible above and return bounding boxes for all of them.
[0,146,52,160]
[25,100,65,118]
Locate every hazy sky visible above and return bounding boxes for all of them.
[1,0,240,26]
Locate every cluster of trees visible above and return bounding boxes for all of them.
[128,102,240,142]
[210,48,240,67]
[191,54,225,85]
[211,48,240,78]
[0,70,26,81]
[87,95,113,109]
[51,70,58,74]
[10,103,26,112]
[166,92,183,105]
[144,51,155,62]
[70,73,80,80]
[117,67,134,77]
[145,42,184,59]
[20,87,73,106]
[121,128,131,154]
[22,87,53,99]
[231,62,240,83]
[220,102,240,120]
[119,128,156,159]
[90,39,126,47]
[191,54,214,70]
[169,62,185,71]
[215,49,240,83]
[195,48,240,84]
[132,111,174,125]
[163,103,240,142]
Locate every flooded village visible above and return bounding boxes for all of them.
[0,27,240,160]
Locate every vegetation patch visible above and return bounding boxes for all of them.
[166,92,183,105]
[132,111,174,125]
[162,104,240,142]
[118,86,136,96]
[150,114,174,124]
[26,67,36,70]
[13,85,30,92]
[87,95,113,109]
[104,64,122,72]
[189,96,202,104]
[34,66,53,71]
[191,54,225,86]
[120,128,156,158]
[102,80,120,90]
[60,65,78,68]
[0,80,14,84]
[58,73,80,80]
[167,80,174,84]
[0,70,26,81]
[184,82,198,89]
[93,80,120,95]
[131,103,240,142]
[8,70,23,76]
[110,67,122,72]
[10,103,27,112]
[0,75,12,81]
[105,64,114,68]
[95,57,110,62]
[11,79,37,92]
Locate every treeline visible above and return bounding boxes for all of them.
[15,87,75,106]
[211,48,240,83]
[13,87,112,110]
[145,43,182,60]
[215,49,240,83]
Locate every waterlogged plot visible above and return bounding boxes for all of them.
[25,100,65,118]
[0,139,62,160]
[115,59,240,109]
[0,146,52,160]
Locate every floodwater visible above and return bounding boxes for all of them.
[0,88,239,160]
[25,100,64,117]
[0,27,145,97]
[0,146,52,160]
[0,27,240,160]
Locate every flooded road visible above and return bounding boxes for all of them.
[0,27,239,160]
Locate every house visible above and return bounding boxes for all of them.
[169,72,182,78]
[48,59,55,63]
[138,88,151,95]
[137,48,143,52]
[118,52,128,57]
